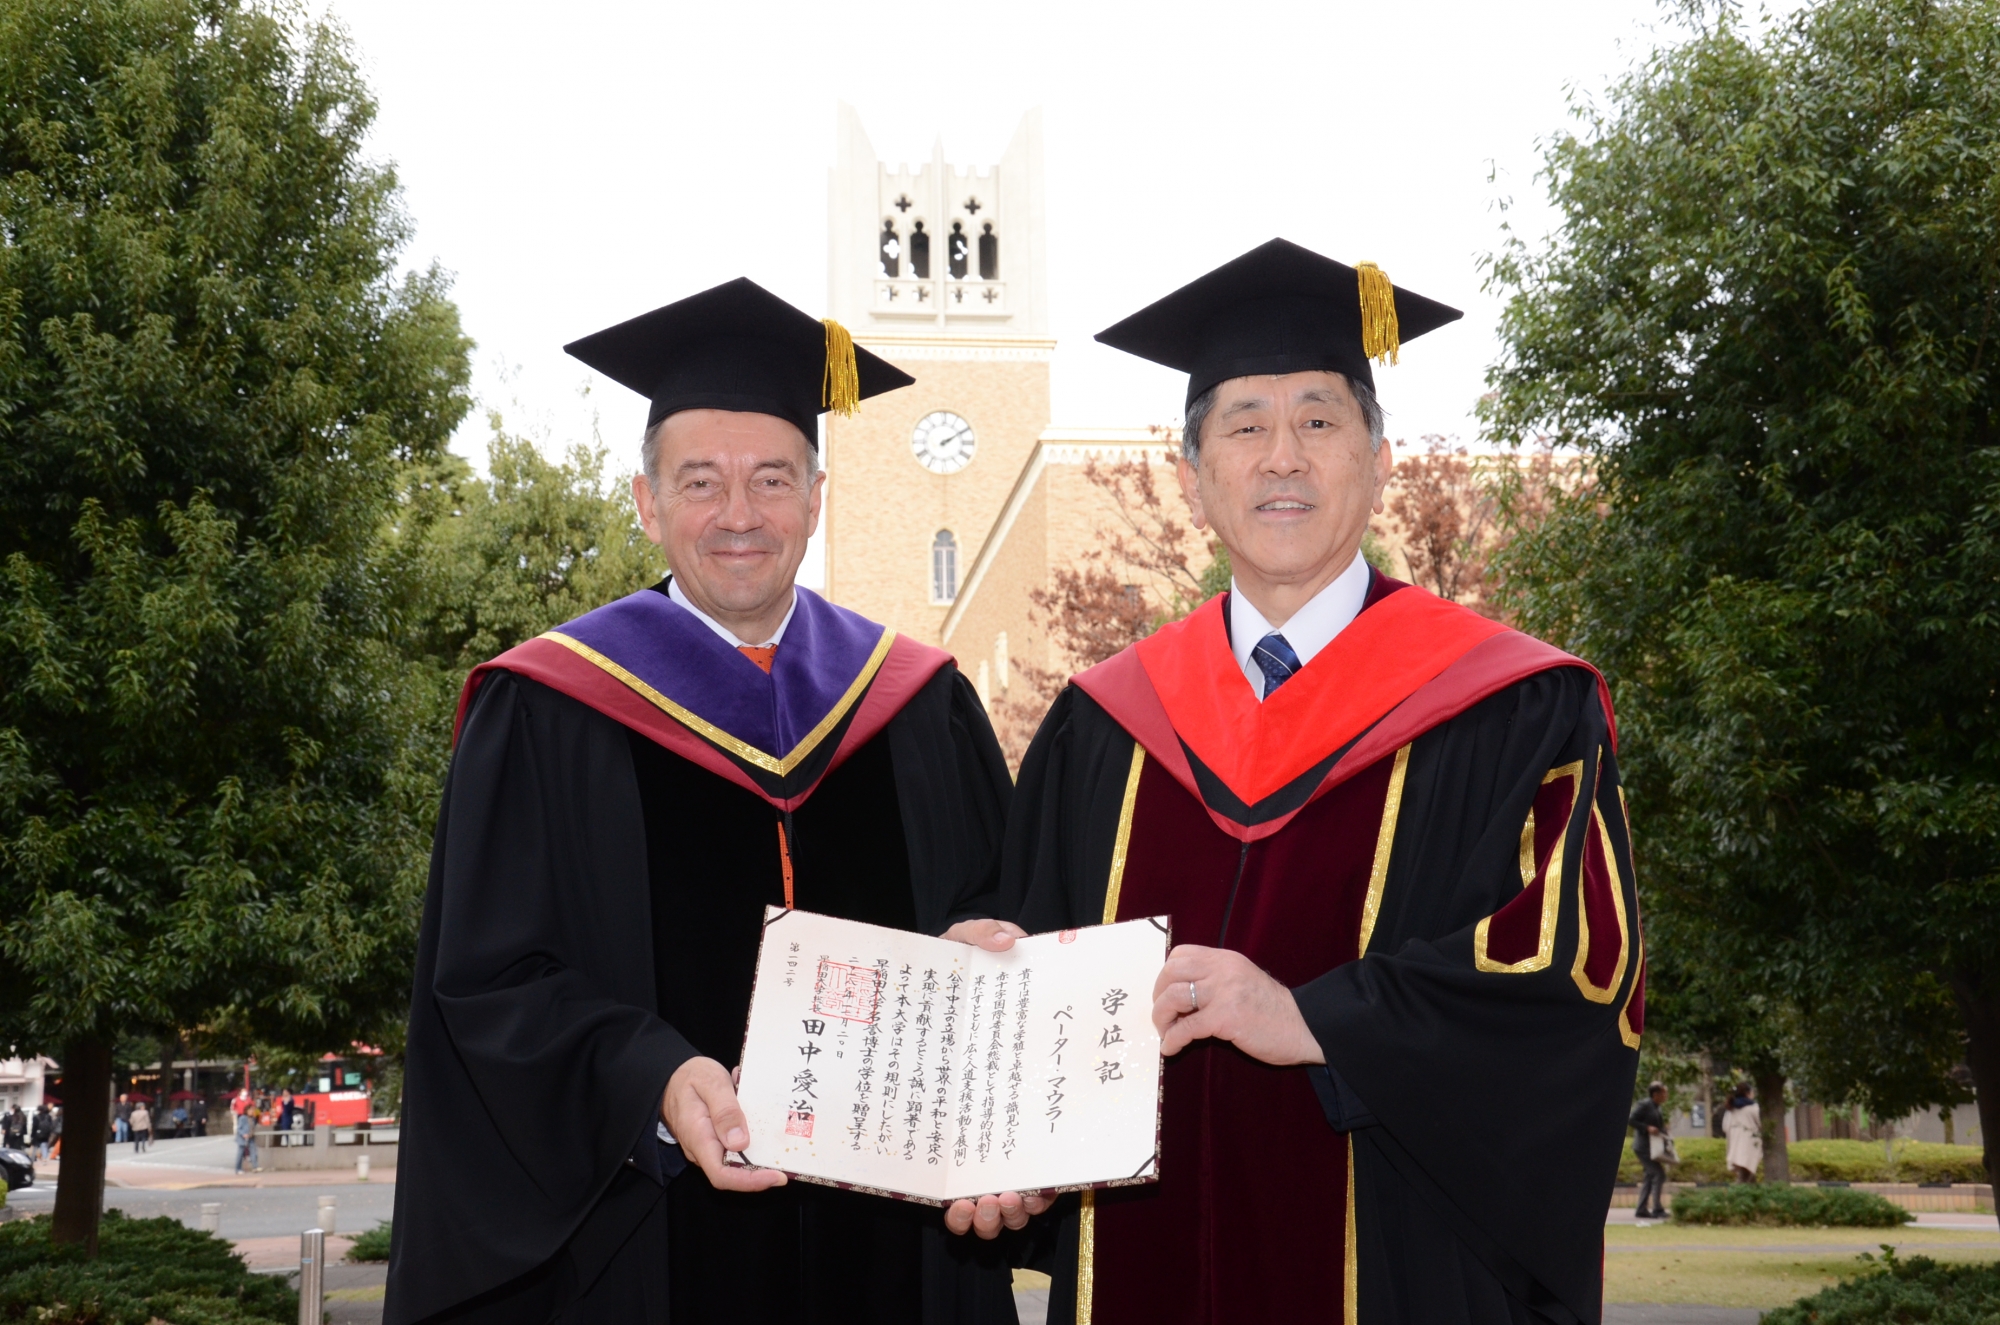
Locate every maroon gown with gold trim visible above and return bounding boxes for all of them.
[1002,573,1642,1325]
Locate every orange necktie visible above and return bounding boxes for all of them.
[738,645,776,673]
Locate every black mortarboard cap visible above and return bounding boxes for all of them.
[1095,238,1463,409]
[563,277,914,443]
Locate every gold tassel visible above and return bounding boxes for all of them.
[821,318,860,416]
[1356,262,1400,367]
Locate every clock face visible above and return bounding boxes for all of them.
[911,411,976,474]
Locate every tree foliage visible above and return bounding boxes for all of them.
[0,0,475,1245]
[991,453,1215,765]
[0,0,473,1055]
[1484,0,2000,1182]
[1385,439,1567,616]
[387,418,664,681]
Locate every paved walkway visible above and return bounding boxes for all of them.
[270,1277,1764,1325]
[33,1134,392,1190]
[4,1164,394,1241]
[22,1159,1983,1325]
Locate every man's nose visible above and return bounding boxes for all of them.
[714,479,762,530]
[1261,422,1310,475]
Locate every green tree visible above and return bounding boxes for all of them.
[1484,0,2000,1209]
[0,0,471,1248]
[388,416,665,683]
[350,419,662,1118]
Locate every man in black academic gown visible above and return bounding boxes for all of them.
[386,279,1035,1324]
[1001,241,1643,1324]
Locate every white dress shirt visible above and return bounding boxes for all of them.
[667,576,797,650]
[1228,551,1372,700]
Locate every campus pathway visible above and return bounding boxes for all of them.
[14,1146,1992,1325]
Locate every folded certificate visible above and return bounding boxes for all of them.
[732,907,1170,1204]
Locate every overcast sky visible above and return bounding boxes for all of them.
[314,0,1778,581]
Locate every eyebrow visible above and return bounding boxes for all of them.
[1219,396,1271,417]
[674,456,802,478]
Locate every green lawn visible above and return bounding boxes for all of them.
[1604,1225,2000,1308]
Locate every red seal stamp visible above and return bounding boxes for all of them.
[812,958,883,1025]
[1058,929,1079,944]
[785,1110,814,1138]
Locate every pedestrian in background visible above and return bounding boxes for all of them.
[169,1101,189,1139]
[233,1100,260,1174]
[192,1096,209,1137]
[1629,1081,1671,1221]
[113,1093,132,1143]
[30,1104,53,1160]
[1723,1082,1763,1183]
[130,1100,153,1153]
[0,1103,24,1150]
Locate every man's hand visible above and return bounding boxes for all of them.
[941,919,1027,951]
[943,1189,1054,1239]
[1151,944,1324,1065]
[662,1057,786,1193]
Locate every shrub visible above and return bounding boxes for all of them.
[1763,1254,2000,1324]
[0,1210,295,1324]
[346,1221,392,1263]
[1616,1136,1730,1183]
[1614,1138,1991,1185]
[1671,1184,1914,1227]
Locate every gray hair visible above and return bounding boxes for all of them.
[1180,373,1386,463]
[641,415,821,485]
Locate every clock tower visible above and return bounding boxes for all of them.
[822,105,1054,656]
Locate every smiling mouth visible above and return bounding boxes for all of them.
[1257,500,1315,511]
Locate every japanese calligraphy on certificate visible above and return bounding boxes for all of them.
[733,907,1170,1204]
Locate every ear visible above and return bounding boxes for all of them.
[1370,437,1395,516]
[1176,455,1207,531]
[633,472,666,547]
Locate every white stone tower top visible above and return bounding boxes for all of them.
[828,104,1048,337]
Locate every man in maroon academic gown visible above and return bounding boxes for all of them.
[386,279,1034,1324]
[1002,240,1643,1324]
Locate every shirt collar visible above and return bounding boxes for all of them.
[1227,550,1373,699]
[667,576,797,650]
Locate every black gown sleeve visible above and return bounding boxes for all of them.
[1290,667,1640,1325]
[998,687,1139,936]
[385,673,701,1325]
[889,667,1015,935]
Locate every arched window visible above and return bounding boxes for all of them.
[879,219,900,278]
[931,530,959,603]
[948,221,969,279]
[909,221,931,279]
[978,222,999,280]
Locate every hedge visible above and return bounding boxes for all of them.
[0,1210,295,1324]
[1670,1184,1914,1227]
[346,1221,392,1263]
[1614,1137,1991,1185]
[1763,1254,2000,1324]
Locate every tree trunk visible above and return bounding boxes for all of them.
[1755,1069,1791,1185]
[50,1036,111,1253]
[1950,971,2000,1233]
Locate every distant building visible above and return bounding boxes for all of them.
[822,106,1183,711]
[0,1054,56,1115]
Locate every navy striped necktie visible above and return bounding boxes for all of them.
[1252,631,1302,698]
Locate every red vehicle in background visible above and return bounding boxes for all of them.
[285,1051,380,1128]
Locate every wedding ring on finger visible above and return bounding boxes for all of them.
[1188,981,1199,1011]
